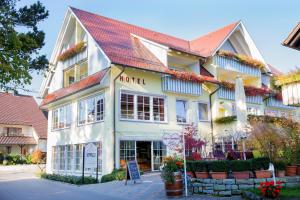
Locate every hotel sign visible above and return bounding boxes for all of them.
[120,75,146,85]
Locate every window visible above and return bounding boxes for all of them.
[120,92,166,122]
[75,144,83,171]
[137,95,150,120]
[198,102,209,121]
[153,141,166,170]
[153,97,165,122]
[78,94,104,125]
[52,146,59,171]
[66,145,73,171]
[63,60,88,87]
[5,127,22,136]
[176,100,187,123]
[121,93,134,119]
[6,146,11,154]
[120,141,136,164]
[52,104,72,130]
[59,146,65,170]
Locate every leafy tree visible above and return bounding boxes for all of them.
[0,0,49,88]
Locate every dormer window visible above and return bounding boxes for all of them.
[63,60,88,87]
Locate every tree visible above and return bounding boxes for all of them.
[0,0,49,88]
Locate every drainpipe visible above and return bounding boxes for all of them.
[113,66,125,169]
[209,85,221,152]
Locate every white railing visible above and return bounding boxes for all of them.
[162,76,202,95]
[61,48,88,69]
[214,55,261,77]
[265,97,297,110]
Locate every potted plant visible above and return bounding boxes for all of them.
[283,146,297,176]
[252,157,272,178]
[209,160,229,179]
[274,161,286,178]
[193,161,208,179]
[161,157,183,197]
[230,160,251,179]
[258,180,282,199]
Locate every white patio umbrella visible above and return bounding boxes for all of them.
[235,76,248,160]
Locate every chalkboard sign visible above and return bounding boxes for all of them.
[125,160,141,185]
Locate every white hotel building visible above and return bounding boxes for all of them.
[40,7,299,176]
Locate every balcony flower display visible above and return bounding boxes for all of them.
[166,69,218,84]
[217,50,266,70]
[220,81,270,96]
[58,41,87,61]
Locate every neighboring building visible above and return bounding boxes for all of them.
[40,7,299,176]
[283,22,300,51]
[0,92,47,155]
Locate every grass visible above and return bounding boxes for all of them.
[248,186,300,199]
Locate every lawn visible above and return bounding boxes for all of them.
[249,186,300,199]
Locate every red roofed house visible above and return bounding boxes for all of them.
[0,91,47,155]
[40,7,298,176]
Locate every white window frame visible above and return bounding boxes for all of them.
[197,101,210,122]
[77,93,105,126]
[119,90,167,123]
[176,99,188,124]
[51,104,72,131]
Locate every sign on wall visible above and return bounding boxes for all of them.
[120,75,146,85]
[84,143,98,169]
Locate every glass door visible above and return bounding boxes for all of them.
[152,141,166,171]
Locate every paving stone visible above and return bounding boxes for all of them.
[231,189,242,195]
[202,189,214,194]
[285,177,298,183]
[236,178,254,184]
[253,178,266,184]
[226,184,238,190]
[193,182,202,187]
[202,183,213,187]
[202,179,212,184]
[286,182,300,187]
[223,179,235,185]
[278,177,287,183]
[239,184,254,190]
[193,186,199,193]
[213,184,226,191]
[218,190,231,197]
[195,178,204,183]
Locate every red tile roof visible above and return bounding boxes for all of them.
[0,93,47,139]
[41,68,108,106]
[190,22,240,57]
[0,136,37,145]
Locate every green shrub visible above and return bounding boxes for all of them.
[101,174,115,183]
[41,173,97,185]
[230,160,252,172]
[0,152,3,163]
[186,161,194,172]
[192,161,207,172]
[274,161,286,171]
[5,154,27,165]
[252,157,270,170]
[111,169,126,181]
[208,160,229,172]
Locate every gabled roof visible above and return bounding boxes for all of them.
[41,68,108,107]
[190,22,240,57]
[0,93,47,139]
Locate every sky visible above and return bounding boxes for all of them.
[18,0,300,97]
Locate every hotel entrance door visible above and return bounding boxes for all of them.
[136,141,151,172]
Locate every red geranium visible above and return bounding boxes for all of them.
[258,180,282,199]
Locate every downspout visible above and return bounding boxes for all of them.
[113,66,125,169]
[209,85,221,152]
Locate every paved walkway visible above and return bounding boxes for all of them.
[0,168,242,200]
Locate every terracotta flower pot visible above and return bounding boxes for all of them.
[297,164,300,175]
[232,171,250,179]
[195,172,209,179]
[276,170,285,178]
[186,171,195,178]
[255,170,272,178]
[285,165,297,176]
[211,172,227,179]
[164,172,183,197]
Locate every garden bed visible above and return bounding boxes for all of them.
[41,173,98,185]
[244,186,300,199]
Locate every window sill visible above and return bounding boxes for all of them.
[119,118,168,124]
[77,120,104,127]
[51,127,71,132]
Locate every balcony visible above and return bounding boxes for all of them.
[217,87,263,104]
[162,76,202,95]
[265,97,297,110]
[61,46,88,69]
[213,55,261,77]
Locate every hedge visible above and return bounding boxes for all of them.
[41,173,97,185]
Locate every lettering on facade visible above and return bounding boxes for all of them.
[120,75,146,85]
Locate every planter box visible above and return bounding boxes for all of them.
[255,170,271,178]
[195,172,209,179]
[276,170,285,178]
[232,171,250,179]
[211,172,227,179]
[286,166,297,176]
[186,171,195,178]
[297,164,300,175]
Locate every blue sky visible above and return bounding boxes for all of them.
[20,0,300,97]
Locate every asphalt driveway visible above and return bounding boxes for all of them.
[0,166,242,200]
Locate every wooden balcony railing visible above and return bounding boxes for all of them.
[217,87,263,104]
[162,76,202,95]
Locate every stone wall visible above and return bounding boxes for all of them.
[191,176,300,197]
